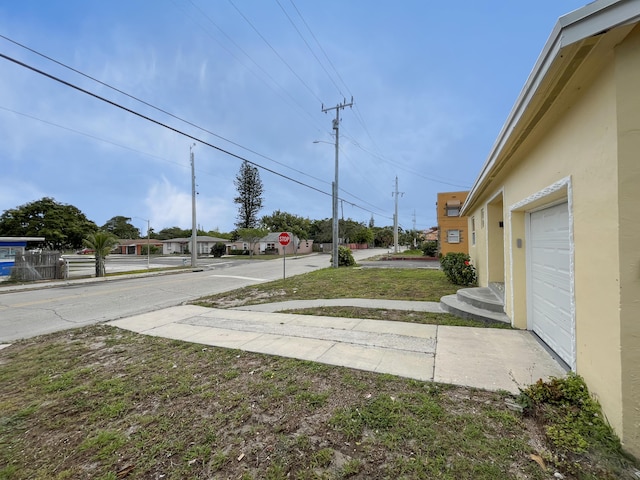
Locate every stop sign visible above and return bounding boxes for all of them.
[278,232,291,246]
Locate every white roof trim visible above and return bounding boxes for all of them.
[463,0,640,213]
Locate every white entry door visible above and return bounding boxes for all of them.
[528,202,574,367]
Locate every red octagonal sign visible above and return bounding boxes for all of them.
[278,232,291,246]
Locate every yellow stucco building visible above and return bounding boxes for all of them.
[436,191,469,256]
[461,0,640,457]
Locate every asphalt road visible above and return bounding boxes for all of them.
[0,249,392,343]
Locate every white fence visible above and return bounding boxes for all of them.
[61,255,96,279]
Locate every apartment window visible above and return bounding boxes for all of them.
[446,199,461,216]
[471,217,476,245]
[447,230,460,244]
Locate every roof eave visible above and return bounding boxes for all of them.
[462,0,640,214]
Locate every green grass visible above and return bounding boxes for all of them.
[193,267,458,307]
[281,306,512,328]
[192,267,511,328]
[1,325,637,479]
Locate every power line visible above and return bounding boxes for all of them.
[0,51,389,219]
[0,33,328,189]
[179,0,325,133]
[341,132,471,189]
[275,0,344,97]
[288,0,352,98]
[228,0,324,105]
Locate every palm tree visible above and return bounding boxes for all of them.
[84,231,118,277]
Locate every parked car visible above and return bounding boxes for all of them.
[76,248,94,255]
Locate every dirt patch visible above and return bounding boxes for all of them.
[196,287,288,308]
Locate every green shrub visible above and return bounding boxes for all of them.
[421,241,438,257]
[331,246,356,267]
[440,252,477,286]
[141,245,160,255]
[210,242,227,258]
[518,373,627,476]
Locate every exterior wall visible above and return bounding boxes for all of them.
[230,237,314,256]
[436,191,469,255]
[162,241,186,255]
[467,48,633,448]
[0,241,27,276]
[615,25,640,457]
[0,237,45,276]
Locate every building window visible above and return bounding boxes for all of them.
[471,217,476,245]
[0,247,20,259]
[446,205,460,216]
[447,230,460,243]
[480,208,485,228]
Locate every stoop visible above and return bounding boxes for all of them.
[440,286,511,325]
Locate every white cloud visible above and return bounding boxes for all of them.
[145,176,235,232]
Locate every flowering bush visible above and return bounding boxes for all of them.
[440,252,477,286]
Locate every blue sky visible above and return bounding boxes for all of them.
[0,1,588,235]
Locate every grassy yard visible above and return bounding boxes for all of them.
[193,267,457,306]
[1,266,638,479]
[192,267,509,328]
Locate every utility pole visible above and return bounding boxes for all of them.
[412,210,417,248]
[321,97,353,268]
[145,218,150,269]
[392,176,404,253]
[190,143,197,268]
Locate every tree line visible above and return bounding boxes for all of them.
[0,197,423,250]
[0,162,426,252]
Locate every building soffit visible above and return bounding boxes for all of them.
[461,0,640,215]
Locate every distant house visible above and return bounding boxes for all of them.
[0,236,45,276]
[460,0,640,457]
[436,191,469,256]
[423,227,438,242]
[113,238,164,255]
[162,236,229,256]
[261,232,313,255]
[228,233,313,256]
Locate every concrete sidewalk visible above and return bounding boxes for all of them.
[230,298,445,313]
[108,303,566,394]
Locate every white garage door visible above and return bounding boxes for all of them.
[528,202,574,367]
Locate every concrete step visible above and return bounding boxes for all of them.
[440,294,511,325]
[457,287,504,313]
[489,282,505,303]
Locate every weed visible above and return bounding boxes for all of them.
[340,458,361,477]
[94,399,129,420]
[211,450,228,470]
[78,429,127,460]
[295,391,330,408]
[310,448,333,468]
[519,372,631,477]
[265,461,287,480]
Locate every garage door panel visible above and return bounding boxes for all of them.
[529,202,574,366]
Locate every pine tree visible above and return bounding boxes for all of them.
[234,160,264,229]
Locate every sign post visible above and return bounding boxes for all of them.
[278,232,291,280]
